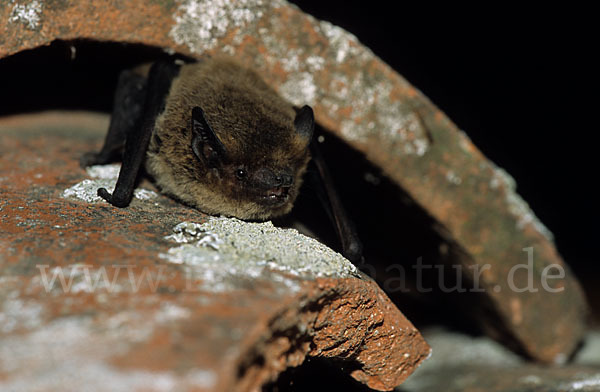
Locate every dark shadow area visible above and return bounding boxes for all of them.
[263,357,375,392]
[0,40,189,116]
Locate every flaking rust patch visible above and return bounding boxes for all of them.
[62,164,158,204]
[315,19,430,155]
[160,217,360,293]
[169,0,280,53]
[258,12,430,154]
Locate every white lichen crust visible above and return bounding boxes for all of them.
[160,217,359,292]
[62,164,158,204]
[169,0,280,53]
[9,0,43,30]
[489,164,554,241]
[315,20,430,156]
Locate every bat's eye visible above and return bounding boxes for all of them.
[235,169,247,180]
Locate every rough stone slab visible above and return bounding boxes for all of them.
[400,328,600,392]
[0,112,430,391]
[403,365,600,392]
[0,0,587,362]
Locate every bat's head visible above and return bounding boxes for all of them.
[145,60,315,220]
[185,104,313,220]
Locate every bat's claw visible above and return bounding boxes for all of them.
[97,187,112,202]
[98,187,130,208]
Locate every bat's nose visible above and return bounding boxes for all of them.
[275,174,293,187]
[255,168,293,189]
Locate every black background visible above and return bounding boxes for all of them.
[289,1,598,291]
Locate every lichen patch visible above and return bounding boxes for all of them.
[489,164,554,241]
[9,0,43,30]
[169,0,280,53]
[63,164,158,204]
[160,217,359,293]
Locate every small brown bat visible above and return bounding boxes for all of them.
[82,57,362,262]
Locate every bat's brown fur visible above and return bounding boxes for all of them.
[145,58,311,220]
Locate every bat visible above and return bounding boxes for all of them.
[81,57,363,263]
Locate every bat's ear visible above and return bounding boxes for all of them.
[294,105,314,145]
[191,106,227,167]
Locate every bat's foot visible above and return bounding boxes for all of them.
[98,188,129,208]
[97,187,114,204]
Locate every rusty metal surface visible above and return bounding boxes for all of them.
[0,0,587,363]
[0,111,430,391]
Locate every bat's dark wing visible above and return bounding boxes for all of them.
[80,70,147,167]
[307,139,364,264]
[85,61,181,207]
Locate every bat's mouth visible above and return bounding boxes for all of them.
[261,186,290,204]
